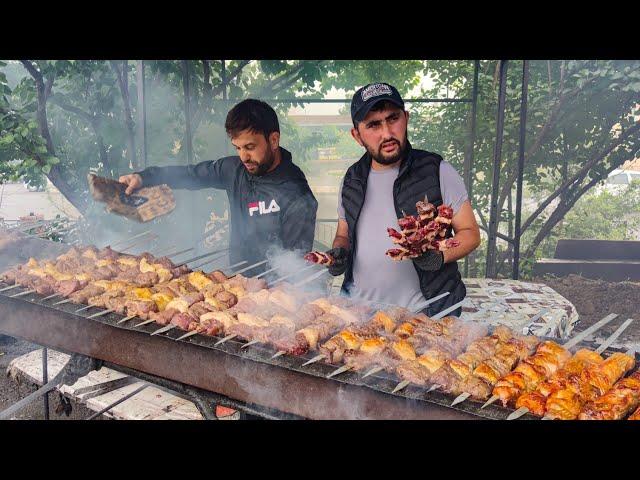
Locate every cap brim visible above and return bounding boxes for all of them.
[353,97,405,124]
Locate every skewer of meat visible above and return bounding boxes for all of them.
[578,370,640,420]
[506,317,636,419]
[303,251,334,266]
[542,351,636,420]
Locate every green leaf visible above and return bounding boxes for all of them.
[42,164,51,174]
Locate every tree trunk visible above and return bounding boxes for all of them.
[49,96,110,174]
[20,61,87,214]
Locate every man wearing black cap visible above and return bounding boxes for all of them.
[323,83,480,316]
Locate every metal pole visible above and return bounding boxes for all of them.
[182,60,195,243]
[136,60,148,169]
[221,60,227,101]
[463,60,480,278]
[42,347,49,420]
[182,60,194,165]
[513,60,529,280]
[485,60,509,279]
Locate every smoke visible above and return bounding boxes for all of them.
[264,244,331,296]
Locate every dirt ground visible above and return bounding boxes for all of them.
[0,335,105,420]
[534,274,640,345]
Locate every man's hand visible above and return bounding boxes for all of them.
[326,247,348,276]
[413,250,444,272]
[118,173,143,195]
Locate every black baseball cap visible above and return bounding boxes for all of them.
[350,82,405,125]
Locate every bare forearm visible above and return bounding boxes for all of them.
[442,229,480,264]
[332,235,350,250]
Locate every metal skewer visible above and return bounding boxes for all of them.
[149,244,176,256]
[53,298,72,306]
[362,366,384,378]
[41,293,61,301]
[86,308,115,319]
[271,351,286,359]
[410,291,450,313]
[451,392,471,406]
[215,334,237,346]
[507,318,636,421]
[190,253,229,270]
[268,264,318,287]
[164,247,195,259]
[0,284,21,292]
[75,305,94,313]
[562,313,619,349]
[228,260,267,276]
[175,330,200,341]
[392,380,411,394]
[10,289,36,298]
[119,235,158,254]
[294,269,329,288]
[301,354,326,367]
[134,319,156,328]
[116,315,136,325]
[240,339,260,349]
[150,324,176,336]
[222,260,251,273]
[327,364,353,379]
[177,248,230,267]
[108,230,152,249]
[431,299,466,320]
[253,266,279,279]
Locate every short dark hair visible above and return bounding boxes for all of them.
[353,100,404,129]
[225,99,280,139]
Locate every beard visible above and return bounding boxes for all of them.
[364,135,408,165]
[245,149,275,176]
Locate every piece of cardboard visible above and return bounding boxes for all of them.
[88,174,175,222]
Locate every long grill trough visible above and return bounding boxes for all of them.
[1,232,639,420]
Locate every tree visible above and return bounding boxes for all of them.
[411,60,640,277]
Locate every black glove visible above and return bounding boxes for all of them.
[326,247,348,276]
[413,250,444,272]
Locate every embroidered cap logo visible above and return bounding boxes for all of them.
[361,83,393,102]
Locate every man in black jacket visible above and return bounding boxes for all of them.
[119,99,318,272]
[324,83,480,317]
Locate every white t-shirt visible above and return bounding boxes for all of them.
[337,161,468,311]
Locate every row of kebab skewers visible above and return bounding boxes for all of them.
[1,244,639,420]
[315,308,640,420]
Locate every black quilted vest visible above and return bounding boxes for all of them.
[340,142,466,316]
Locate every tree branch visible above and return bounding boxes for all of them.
[48,94,109,170]
[495,76,598,216]
[521,120,640,234]
[19,60,87,213]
